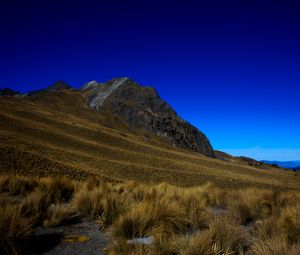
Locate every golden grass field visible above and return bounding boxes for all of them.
[0,91,299,191]
[0,175,299,255]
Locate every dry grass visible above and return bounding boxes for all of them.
[279,204,300,243]
[0,205,33,240]
[72,186,105,218]
[251,233,300,255]
[1,92,299,254]
[0,173,300,254]
[0,175,37,196]
[39,177,75,203]
[1,95,299,190]
[111,201,190,241]
[227,188,275,225]
[44,204,77,227]
[0,205,34,255]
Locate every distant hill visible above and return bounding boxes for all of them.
[261,160,300,169]
[215,151,282,170]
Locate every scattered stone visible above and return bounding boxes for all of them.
[127,236,153,245]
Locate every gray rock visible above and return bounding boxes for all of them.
[127,236,153,245]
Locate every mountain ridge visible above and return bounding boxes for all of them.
[1,78,214,157]
[261,160,300,169]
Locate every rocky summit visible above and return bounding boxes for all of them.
[81,78,214,157]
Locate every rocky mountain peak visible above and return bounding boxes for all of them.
[81,80,102,91]
[83,77,131,110]
[83,78,214,157]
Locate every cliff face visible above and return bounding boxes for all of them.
[82,78,214,157]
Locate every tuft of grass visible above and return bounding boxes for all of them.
[97,193,128,229]
[0,205,33,240]
[44,204,77,227]
[111,200,190,242]
[0,175,37,196]
[279,204,300,243]
[72,187,104,219]
[19,189,52,226]
[251,233,300,255]
[227,188,275,225]
[186,231,224,255]
[227,198,252,225]
[206,216,246,254]
[253,217,281,240]
[39,177,75,203]
[86,175,105,190]
[166,216,247,255]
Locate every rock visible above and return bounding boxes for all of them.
[127,236,153,245]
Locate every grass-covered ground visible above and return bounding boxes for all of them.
[1,175,300,255]
[0,94,299,190]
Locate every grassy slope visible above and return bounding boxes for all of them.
[0,91,299,190]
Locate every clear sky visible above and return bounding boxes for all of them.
[1,0,299,160]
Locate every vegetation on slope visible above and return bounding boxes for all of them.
[0,94,299,190]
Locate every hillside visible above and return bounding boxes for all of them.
[0,81,299,190]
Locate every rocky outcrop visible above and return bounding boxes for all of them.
[82,78,214,157]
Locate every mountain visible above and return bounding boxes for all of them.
[261,160,300,169]
[81,78,214,157]
[0,78,299,190]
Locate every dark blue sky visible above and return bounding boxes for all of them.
[1,0,299,160]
